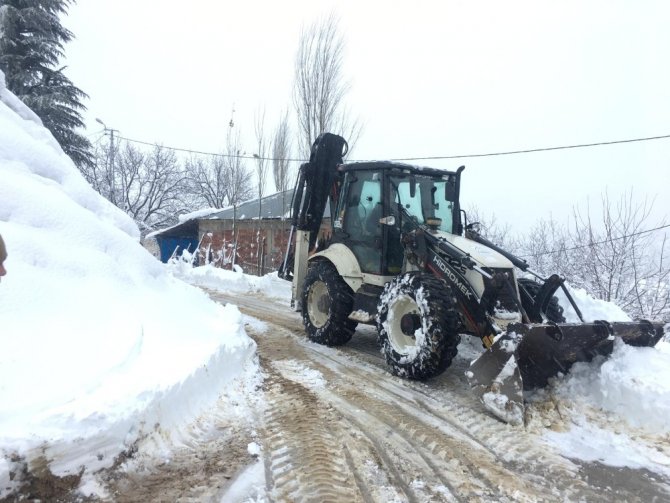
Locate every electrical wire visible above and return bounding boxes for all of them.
[378,134,670,162]
[113,132,670,163]
[116,136,306,162]
[519,223,670,258]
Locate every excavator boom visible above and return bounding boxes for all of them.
[278,133,348,307]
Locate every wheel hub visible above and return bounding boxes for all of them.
[385,294,422,356]
[307,280,330,328]
[400,313,421,336]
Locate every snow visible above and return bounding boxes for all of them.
[272,360,327,389]
[536,305,670,476]
[544,417,670,479]
[0,71,257,497]
[168,258,291,300]
[557,283,632,322]
[247,441,262,457]
[220,460,266,503]
[481,391,524,426]
[178,207,219,223]
[541,338,670,472]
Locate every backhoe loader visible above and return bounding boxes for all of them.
[279,133,666,424]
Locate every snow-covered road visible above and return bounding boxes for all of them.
[196,290,670,502]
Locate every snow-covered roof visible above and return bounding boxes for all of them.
[147,207,219,239]
[207,188,332,221]
[207,189,295,221]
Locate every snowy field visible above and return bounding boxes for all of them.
[1,69,670,500]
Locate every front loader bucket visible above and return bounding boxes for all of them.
[467,320,666,425]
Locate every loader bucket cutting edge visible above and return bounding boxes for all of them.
[467,320,666,425]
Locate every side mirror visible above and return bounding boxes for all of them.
[409,175,416,198]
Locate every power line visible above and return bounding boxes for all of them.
[519,223,670,259]
[380,133,670,161]
[86,129,105,138]
[116,135,306,162]
[114,132,670,163]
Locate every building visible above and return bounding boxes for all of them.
[150,189,331,276]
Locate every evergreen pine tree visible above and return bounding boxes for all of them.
[0,0,93,168]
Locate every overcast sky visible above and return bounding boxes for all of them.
[62,0,670,232]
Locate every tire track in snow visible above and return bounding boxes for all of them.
[215,290,670,502]
[295,333,633,502]
[256,351,359,502]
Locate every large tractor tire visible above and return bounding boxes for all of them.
[518,277,566,323]
[377,273,461,380]
[301,260,356,346]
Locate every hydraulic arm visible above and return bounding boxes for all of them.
[278,133,348,306]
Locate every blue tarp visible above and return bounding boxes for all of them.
[157,237,199,263]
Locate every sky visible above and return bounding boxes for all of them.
[61,0,670,232]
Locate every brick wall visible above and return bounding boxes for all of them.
[197,219,331,276]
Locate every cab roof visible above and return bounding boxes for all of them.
[339,161,462,178]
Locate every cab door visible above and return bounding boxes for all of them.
[333,170,383,274]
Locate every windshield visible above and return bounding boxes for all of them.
[391,173,456,233]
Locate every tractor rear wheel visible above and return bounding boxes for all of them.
[518,278,566,323]
[301,260,356,346]
[377,273,461,379]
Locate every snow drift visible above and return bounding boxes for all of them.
[0,71,256,496]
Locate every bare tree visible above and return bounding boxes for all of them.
[86,139,188,233]
[83,139,122,207]
[253,107,271,272]
[222,127,254,268]
[254,107,270,208]
[185,155,228,208]
[567,191,669,318]
[129,144,187,231]
[632,233,670,318]
[272,109,294,226]
[272,109,293,192]
[520,217,571,278]
[223,128,254,209]
[293,13,362,158]
[464,205,517,251]
[514,192,669,320]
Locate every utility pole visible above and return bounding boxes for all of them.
[228,107,238,270]
[95,118,118,160]
[95,118,119,204]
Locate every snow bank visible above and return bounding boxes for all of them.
[547,338,670,433]
[556,284,631,322]
[168,258,291,301]
[539,303,670,475]
[548,283,670,433]
[0,71,256,496]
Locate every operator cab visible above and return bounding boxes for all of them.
[331,162,463,277]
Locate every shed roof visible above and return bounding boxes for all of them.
[206,189,331,221]
[207,189,293,220]
[150,187,334,238]
[147,218,199,239]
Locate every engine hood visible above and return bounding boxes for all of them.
[434,232,515,269]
